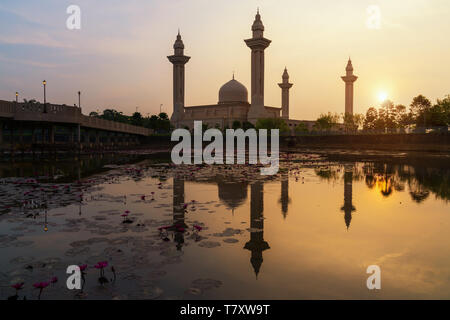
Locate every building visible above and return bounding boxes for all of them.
[167,10,322,132]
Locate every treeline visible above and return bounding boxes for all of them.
[89,109,171,132]
[314,94,450,133]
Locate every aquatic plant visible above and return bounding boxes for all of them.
[10,282,24,299]
[33,281,50,300]
[94,261,109,285]
[121,210,133,224]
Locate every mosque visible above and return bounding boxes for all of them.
[167,10,358,131]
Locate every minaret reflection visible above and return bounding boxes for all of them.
[279,173,290,219]
[341,165,356,229]
[244,181,270,278]
[173,175,186,250]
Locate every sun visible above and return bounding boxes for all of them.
[378,91,388,102]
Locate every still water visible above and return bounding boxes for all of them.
[0,153,449,299]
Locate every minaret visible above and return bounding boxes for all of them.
[341,58,358,115]
[245,10,271,121]
[340,166,356,229]
[173,176,186,250]
[279,173,290,219]
[167,31,190,128]
[244,181,270,278]
[278,68,293,119]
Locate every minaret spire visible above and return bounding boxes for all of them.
[168,31,191,128]
[278,67,293,119]
[341,57,358,115]
[245,10,272,122]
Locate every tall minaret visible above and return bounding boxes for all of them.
[340,166,356,229]
[245,10,271,121]
[341,58,358,115]
[278,68,293,119]
[244,181,270,278]
[279,172,290,219]
[173,175,186,250]
[167,31,190,128]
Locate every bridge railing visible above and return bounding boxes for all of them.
[0,100,16,117]
[80,115,151,135]
[1,100,152,136]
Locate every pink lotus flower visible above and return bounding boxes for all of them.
[33,281,50,300]
[94,261,108,269]
[141,195,146,200]
[11,282,24,290]
[79,264,88,272]
[33,281,50,289]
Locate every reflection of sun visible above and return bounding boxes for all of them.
[378,91,388,102]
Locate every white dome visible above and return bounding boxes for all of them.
[218,78,248,104]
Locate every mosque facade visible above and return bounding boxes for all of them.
[167,10,356,132]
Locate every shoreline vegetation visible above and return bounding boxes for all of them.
[0,131,449,159]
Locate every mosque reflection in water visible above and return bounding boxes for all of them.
[171,175,274,277]
[171,161,449,277]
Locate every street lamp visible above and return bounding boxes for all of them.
[43,80,47,112]
[43,80,46,104]
[15,92,18,103]
[160,104,163,114]
[78,91,81,109]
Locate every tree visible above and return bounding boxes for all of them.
[363,107,378,131]
[342,113,364,133]
[314,112,340,132]
[374,108,386,132]
[130,112,143,126]
[255,118,289,134]
[158,112,168,120]
[242,121,255,130]
[381,100,396,132]
[294,122,309,135]
[437,95,450,126]
[410,95,432,128]
[393,104,410,131]
[232,120,241,130]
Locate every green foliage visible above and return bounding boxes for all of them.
[342,113,364,132]
[255,118,289,134]
[232,120,241,130]
[361,94,449,132]
[242,121,255,130]
[314,112,340,131]
[294,122,309,134]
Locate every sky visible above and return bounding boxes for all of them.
[0,0,449,120]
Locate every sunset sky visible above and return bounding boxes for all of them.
[0,0,449,120]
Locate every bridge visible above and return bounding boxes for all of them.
[0,100,152,153]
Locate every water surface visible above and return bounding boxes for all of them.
[0,153,449,299]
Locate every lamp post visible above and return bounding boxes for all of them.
[160,104,163,114]
[43,80,47,112]
[77,91,81,146]
[15,92,18,103]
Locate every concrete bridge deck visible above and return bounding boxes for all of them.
[0,100,152,152]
